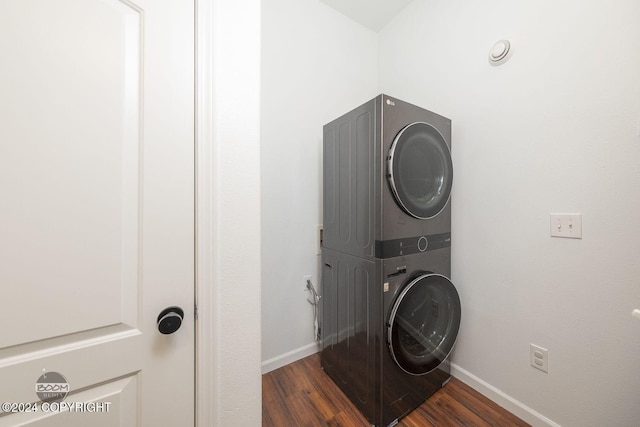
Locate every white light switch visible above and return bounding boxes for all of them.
[550,213,582,239]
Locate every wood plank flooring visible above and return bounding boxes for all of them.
[263,353,530,426]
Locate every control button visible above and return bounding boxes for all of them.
[418,236,428,252]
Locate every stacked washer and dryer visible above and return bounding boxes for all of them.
[321,94,461,427]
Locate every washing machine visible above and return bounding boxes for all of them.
[323,94,453,260]
[321,247,461,427]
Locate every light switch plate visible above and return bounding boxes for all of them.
[550,213,582,239]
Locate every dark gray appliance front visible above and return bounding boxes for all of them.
[321,248,460,427]
[322,94,452,260]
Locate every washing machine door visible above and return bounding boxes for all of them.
[388,273,461,375]
[388,122,453,219]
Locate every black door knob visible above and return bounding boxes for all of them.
[157,306,184,334]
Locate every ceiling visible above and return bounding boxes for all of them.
[319,0,415,32]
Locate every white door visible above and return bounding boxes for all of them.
[0,0,194,425]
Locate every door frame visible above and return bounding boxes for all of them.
[195,0,216,422]
[195,0,262,426]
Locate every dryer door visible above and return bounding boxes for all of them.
[388,273,461,375]
[388,122,453,219]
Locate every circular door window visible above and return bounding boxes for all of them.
[388,273,461,376]
[388,122,453,219]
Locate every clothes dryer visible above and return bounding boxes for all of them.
[323,94,452,260]
[321,247,461,427]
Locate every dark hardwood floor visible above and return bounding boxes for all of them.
[263,353,530,426]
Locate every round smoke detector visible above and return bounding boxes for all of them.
[489,39,511,65]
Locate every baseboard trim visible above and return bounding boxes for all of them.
[262,342,321,374]
[450,363,561,427]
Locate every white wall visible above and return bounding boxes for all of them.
[261,0,378,371]
[379,1,640,426]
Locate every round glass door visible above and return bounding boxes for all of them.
[387,122,453,219]
[388,273,461,375]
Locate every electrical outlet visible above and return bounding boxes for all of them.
[550,213,582,239]
[530,344,549,373]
